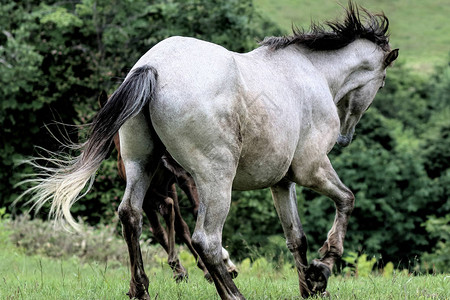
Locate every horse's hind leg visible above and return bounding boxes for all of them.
[190,167,244,299]
[119,164,152,299]
[173,177,237,281]
[118,112,162,300]
[270,180,310,298]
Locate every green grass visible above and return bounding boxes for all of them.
[0,216,448,299]
[254,0,450,72]
[1,242,449,299]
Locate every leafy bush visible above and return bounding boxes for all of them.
[342,252,377,277]
[223,189,281,260]
[6,214,167,268]
[421,214,450,273]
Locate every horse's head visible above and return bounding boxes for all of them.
[336,48,398,147]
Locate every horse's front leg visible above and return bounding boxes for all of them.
[295,157,354,295]
[271,180,311,298]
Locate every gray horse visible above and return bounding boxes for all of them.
[18,3,398,299]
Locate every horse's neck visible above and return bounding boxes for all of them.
[304,40,381,104]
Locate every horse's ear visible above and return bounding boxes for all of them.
[384,48,399,68]
[98,90,108,108]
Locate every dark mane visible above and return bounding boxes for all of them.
[260,2,390,52]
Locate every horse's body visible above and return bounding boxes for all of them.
[19,4,398,299]
[143,37,339,191]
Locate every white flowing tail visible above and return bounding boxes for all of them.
[15,65,158,230]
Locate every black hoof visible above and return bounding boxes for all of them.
[228,268,239,279]
[126,289,150,300]
[305,260,331,295]
[173,272,188,283]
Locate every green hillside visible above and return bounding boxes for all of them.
[254,0,450,72]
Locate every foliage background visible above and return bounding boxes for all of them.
[1,0,448,273]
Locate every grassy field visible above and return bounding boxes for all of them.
[254,0,450,72]
[1,241,449,300]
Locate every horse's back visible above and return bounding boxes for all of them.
[135,36,236,89]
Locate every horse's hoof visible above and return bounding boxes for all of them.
[174,272,188,283]
[305,259,331,295]
[127,282,151,300]
[126,291,150,300]
[141,292,151,300]
[228,267,239,279]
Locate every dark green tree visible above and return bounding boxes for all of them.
[1,0,281,222]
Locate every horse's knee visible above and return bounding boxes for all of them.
[163,196,174,210]
[337,190,355,215]
[118,201,140,222]
[155,191,174,217]
[192,230,207,255]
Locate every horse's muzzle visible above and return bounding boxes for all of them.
[336,134,352,147]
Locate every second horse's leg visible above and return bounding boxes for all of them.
[271,180,310,298]
[158,189,188,282]
[142,189,188,282]
[169,183,211,280]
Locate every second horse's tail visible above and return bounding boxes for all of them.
[16,65,158,230]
